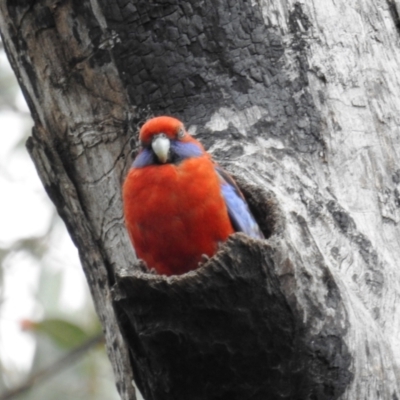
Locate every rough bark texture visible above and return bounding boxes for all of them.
[0,1,137,398]
[1,0,400,399]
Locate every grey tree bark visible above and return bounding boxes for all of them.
[1,1,399,399]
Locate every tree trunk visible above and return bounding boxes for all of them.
[1,1,400,399]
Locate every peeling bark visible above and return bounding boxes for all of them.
[1,0,400,399]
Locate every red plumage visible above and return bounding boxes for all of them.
[123,116,234,275]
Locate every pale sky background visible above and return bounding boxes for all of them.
[0,48,86,385]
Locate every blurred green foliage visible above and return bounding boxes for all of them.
[26,318,100,349]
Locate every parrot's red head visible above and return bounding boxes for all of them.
[140,116,186,145]
[133,116,205,167]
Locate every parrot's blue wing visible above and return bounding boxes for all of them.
[215,166,264,239]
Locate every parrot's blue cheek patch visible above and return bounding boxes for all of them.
[171,141,203,160]
[132,148,155,168]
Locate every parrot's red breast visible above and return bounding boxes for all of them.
[123,116,263,275]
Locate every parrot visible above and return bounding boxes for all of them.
[123,116,264,275]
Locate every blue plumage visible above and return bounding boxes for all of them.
[216,167,264,239]
[171,141,203,160]
[132,141,202,168]
[132,148,154,168]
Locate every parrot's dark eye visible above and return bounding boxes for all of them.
[177,128,185,139]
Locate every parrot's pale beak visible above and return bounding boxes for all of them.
[152,134,170,164]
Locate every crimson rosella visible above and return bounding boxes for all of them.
[123,116,264,275]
